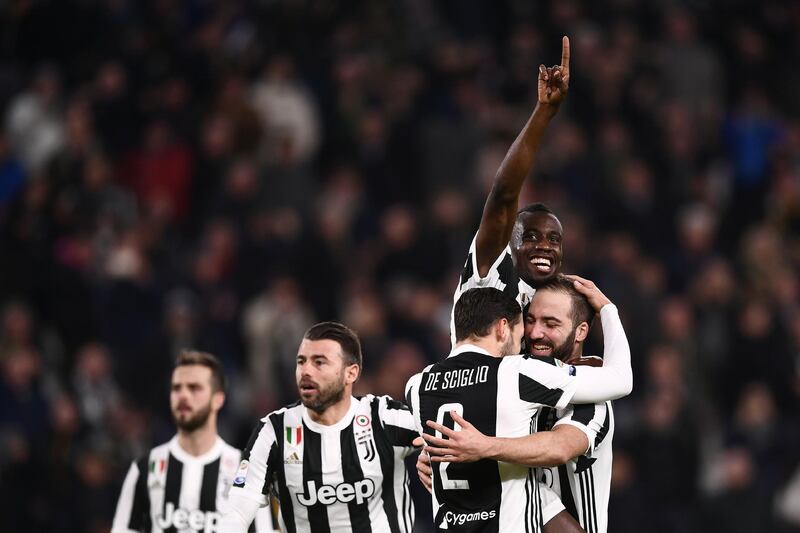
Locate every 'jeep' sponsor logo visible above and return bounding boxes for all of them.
[445,510,497,526]
[296,479,375,506]
[156,502,221,532]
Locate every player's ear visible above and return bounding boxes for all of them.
[495,318,508,342]
[345,363,360,385]
[574,321,589,343]
[212,390,226,411]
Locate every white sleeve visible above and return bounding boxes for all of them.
[219,491,263,533]
[111,461,144,533]
[221,420,277,531]
[404,372,425,435]
[554,402,607,456]
[517,305,632,407]
[567,304,633,403]
[377,395,420,457]
[517,357,580,410]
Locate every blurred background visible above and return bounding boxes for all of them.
[0,0,799,531]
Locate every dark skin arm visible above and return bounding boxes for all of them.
[545,510,585,533]
[475,36,570,277]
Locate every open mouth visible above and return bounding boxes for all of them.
[530,342,553,355]
[529,256,553,273]
[299,382,317,394]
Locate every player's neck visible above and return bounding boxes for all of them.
[456,338,503,358]
[177,422,218,457]
[562,348,584,365]
[306,395,354,426]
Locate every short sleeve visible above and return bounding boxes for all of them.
[230,419,278,506]
[553,402,607,456]
[517,357,577,410]
[377,395,419,457]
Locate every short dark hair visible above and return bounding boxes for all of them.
[517,202,556,217]
[454,288,522,342]
[534,275,594,329]
[175,350,226,392]
[303,321,362,369]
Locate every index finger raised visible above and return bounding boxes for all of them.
[561,36,570,71]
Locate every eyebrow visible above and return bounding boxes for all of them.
[531,314,562,323]
[172,380,202,387]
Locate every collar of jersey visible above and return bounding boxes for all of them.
[447,343,492,359]
[302,395,359,433]
[168,435,224,464]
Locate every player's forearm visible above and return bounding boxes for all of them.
[491,103,559,201]
[475,103,560,271]
[485,431,579,467]
[570,304,632,402]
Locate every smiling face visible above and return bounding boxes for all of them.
[511,211,564,287]
[524,288,583,361]
[296,339,359,413]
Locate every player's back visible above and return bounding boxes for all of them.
[407,345,575,532]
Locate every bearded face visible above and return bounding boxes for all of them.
[524,289,581,362]
[170,365,220,434]
[298,366,347,412]
[173,398,213,431]
[296,338,356,414]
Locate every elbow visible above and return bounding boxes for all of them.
[547,439,578,466]
[622,371,633,397]
[488,182,518,205]
[553,448,574,465]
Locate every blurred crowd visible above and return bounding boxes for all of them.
[1,1,799,532]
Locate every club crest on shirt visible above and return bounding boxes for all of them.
[356,431,376,462]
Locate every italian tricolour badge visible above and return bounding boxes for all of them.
[286,426,303,445]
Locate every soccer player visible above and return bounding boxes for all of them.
[219,321,418,533]
[406,283,631,532]
[450,36,570,342]
[112,350,276,533]
[423,276,617,532]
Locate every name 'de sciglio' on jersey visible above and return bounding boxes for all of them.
[423,365,490,392]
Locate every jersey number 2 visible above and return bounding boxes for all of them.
[435,403,469,490]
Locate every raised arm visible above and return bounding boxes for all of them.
[475,36,570,276]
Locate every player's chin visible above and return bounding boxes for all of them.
[526,267,557,284]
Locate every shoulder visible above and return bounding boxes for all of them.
[218,438,243,458]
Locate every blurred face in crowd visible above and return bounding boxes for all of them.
[511,211,564,287]
[296,339,359,413]
[170,365,224,432]
[525,288,586,361]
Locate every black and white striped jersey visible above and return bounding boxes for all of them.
[450,235,536,344]
[405,345,586,533]
[220,395,418,533]
[112,436,276,533]
[535,400,614,533]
